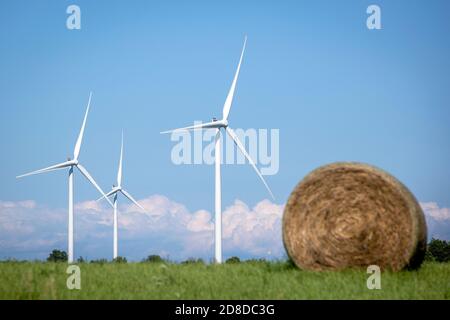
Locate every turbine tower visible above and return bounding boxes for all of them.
[17,92,112,263]
[97,131,147,260]
[161,37,274,263]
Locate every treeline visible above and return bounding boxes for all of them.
[424,238,450,262]
[45,251,254,264]
[3,238,450,264]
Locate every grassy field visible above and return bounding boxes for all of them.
[0,261,449,299]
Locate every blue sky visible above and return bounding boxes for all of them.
[0,0,449,261]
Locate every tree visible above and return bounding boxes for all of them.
[113,256,127,263]
[47,249,68,262]
[90,259,108,264]
[77,256,86,263]
[244,258,267,264]
[181,258,204,264]
[226,256,241,264]
[142,255,164,263]
[424,249,435,262]
[427,238,450,262]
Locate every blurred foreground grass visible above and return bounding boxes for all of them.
[0,261,448,299]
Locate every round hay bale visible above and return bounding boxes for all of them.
[282,162,427,271]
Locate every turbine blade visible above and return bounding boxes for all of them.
[76,163,113,207]
[225,127,274,199]
[73,92,92,160]
[222,36,247,121]
[117,131,123,187]
[121,189,147,212]
[16,161,72,178]
[96,189,117,202]
[160,121,220,134]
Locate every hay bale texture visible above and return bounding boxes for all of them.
[282,162,427,271]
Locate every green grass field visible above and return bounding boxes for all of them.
[0,261,449,299]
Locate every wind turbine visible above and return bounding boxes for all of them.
[161,37,274,263]
[17,92,112,263]
[97,132,147,260]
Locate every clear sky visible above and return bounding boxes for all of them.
[0,0,449,261]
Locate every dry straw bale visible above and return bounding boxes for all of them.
[282,162,427,271]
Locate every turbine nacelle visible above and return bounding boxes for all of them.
[212,118,228,128]
[200,118,228,129]
[212,117,228,127]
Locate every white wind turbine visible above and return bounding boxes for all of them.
[17,92,112,263]
[161,37,274,263]
[97,131,147,260]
